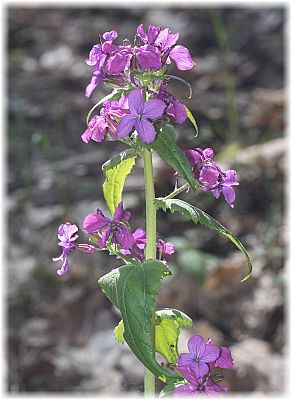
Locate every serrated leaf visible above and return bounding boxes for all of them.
[151,125,197,190]
[185,106,199,137]
[113,319,125,344]
[103,156,136,216]
[102,149,137,172]
[155,198,252,282]
[98,260,180,383]
[155,309,193,364]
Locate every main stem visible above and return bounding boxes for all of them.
[143,147,157,396]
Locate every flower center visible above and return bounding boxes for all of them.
[194,357,201,363]
[137,113,143,120]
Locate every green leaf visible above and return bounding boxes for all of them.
[151,125,197,190]
[155,309,193,364]
[113,319,125,344]
[113,308,192,363]
[185,106,199,137]
[155,198,252,282]
[102,149,137,172]
[98,260,180,383]
[103,156,136,216]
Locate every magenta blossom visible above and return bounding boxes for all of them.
[174,367,228,397]
[116,88,165,143]
[177,335,220,379]
[120,227,147,261]
[156,84,187,124]
[186,147,239,207]
[85,30,118,97]
[83,202,134,250]
[82,96,129,143]
[52,222,79,276]
[137,24,195,71]
[208,346,234,369]
[157,239,175,259]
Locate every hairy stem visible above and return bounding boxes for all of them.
[164,182,190,200]
[143,147,157,396]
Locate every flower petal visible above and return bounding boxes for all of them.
[83,210,110,233]
[177,366,199,385]
[98,227,111,248]
[190,361,209,379]
[116,114,136,139]
[166,101,187,124]
[201,344,220,363]
[135,118,156,143]
[187,335,206,358]
[128,88,144,114]
[113,202,131,223]
[170,45,195,70]
[176,353,194,368]
[114,225,134,249]
[143,99,166,119]
[222,186,236,207]
[215,347,234,368]
[173,384,198,397]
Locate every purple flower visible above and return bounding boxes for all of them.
[209,346,234,369]
[174,367,228,397]
[83,202,134,250]
[186,147,239,207]
[116,88,165,143]
[82,96,129,143]
[52,222,79,276]
[85,30,118,97]
[177,335,220,378]
[81,115,108,143]
[120,227,147,261]
[211,170,239,208]
[135,45,162,71]
[156,84,187,124]
[157,239,175,259]
[137,24,161,45]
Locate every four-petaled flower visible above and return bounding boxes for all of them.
[83,202,134,250]
[116,88,166,143]
[177,335,220,378]
[52,222,79,276]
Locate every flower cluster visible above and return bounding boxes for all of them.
[82,24,196,145]
[186,147,239,207]
[85,25,195,98]
[53,203,175,275]
[174,335,233,396]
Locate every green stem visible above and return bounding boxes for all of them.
[164,183,190,200]
[143,147,156,396]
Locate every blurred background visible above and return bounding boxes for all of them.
[8,6,286,395]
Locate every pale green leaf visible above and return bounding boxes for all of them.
[185,106,199,137]
[103,156,136,216]
[155,309,193,364]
